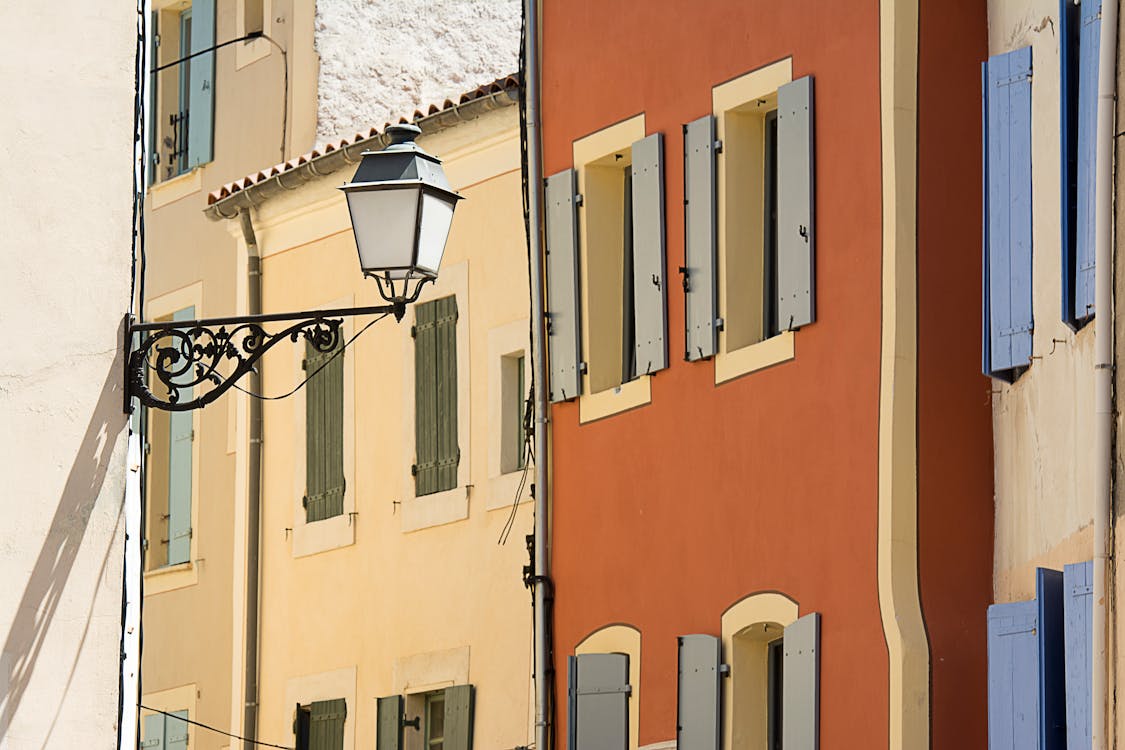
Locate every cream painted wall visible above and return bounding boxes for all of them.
[987,0,1097,604]
[0,3,134,748]
[243,106,534,750]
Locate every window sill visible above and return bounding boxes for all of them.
[292,509,355,558]
[715,330,795,384]
[486,465,534,511]
[579,375,651,424]
[143,560,197,595]
[402,485,470,533]
[150,167,203,209]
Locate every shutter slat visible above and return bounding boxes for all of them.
[325,341,345,518]
[444,684,474,750]
[574,652,630,750]
[1074,0,1101,320]
[1065,561,1094,750]
[545,169,583,401]
[377,695,403,750]
[776,76,816,330]
[676,634,721,750]
[630,133,668,375]
[683,115,718,361]
[167,306,195,565]
[186,0,215,167]
[782,612,820,750]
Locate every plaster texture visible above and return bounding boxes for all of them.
[313,0,520,142]
[0,2,135,747]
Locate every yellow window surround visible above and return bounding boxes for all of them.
[713,59,797,384]
[573,114,653,423]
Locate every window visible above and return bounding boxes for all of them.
[413,296,459,496]
[500,352,527,474]
[294,699,346,750]
[145,305,195,569]
[304,338,345,522]
[1060,0,1099,328]
[571,625,641,750]
[150,0,215,183]
[699,60,815,382]
[766,637,783,750]
[376,685,475,750]
[142,709,188,750]
[982,46,1033,380]
[544,117,668,414]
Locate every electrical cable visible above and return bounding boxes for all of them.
[139,705,294,750]
[229,313,388,401]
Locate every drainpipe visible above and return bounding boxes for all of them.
[239,208,263,750]
[523,1,552,749]
[1093,0,1118,747]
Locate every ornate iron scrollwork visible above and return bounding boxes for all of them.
[128,316,344,412]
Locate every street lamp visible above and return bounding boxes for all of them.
[125,123,462,413]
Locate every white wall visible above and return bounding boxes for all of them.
[314,0,520,142]
[0,2,135,748]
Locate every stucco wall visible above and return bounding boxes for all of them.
[313,0,520,142]
[986,0,1097,603]
[0,3,134,748]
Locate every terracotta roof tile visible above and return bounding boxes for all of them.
[207,74,519,207]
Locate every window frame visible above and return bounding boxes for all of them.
[486,319,533,511]
[573,624,642,750]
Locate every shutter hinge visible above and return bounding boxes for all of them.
[713,138,723,153]
[1073,584,1093,595]
[410,324,417,338]
[411,464,418,476]
[579,361,588,374]
[715,317,725,332]
[574,193,584,207]
[301,358,308,371]
[719,663,731,677]
[577,684,632,696]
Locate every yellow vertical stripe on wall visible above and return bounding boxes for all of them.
[878,0,930,748]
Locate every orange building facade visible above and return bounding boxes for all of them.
[539,1,994,748]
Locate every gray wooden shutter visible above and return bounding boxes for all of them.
[376,695,403,750]
[545,169,583,401]
[165,710,189,750]
[1064,561,1093,750]
[308,698,346,750]
[630,133,668,375]
[776,76,816,331]
[782,612,820,750]
[677,634,722,750]
[572,652,630,750]
[186,0,215,167]
[444,684,475,750]
[683,115,718,361]
[414,296,459,496]
[141,712,165,750]
[305,338,345,522]
[567,656,578,750]
[167,306,195,565]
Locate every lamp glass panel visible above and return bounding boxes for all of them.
[415,191,456,275]
[346,186,420,275]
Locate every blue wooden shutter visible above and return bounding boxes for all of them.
[376,695,403,750]
[683,115,718,361]
[304,338,345,522]
[308,698,346,750]
[571,652,630,750]
[444,684,475,750]
[983,46,1034,377]
[186,0,215,168]
[777,76,816,330]
[1073,0,1101,322]
[142,712,165,750]
[167,306,194,565]
[987,568,1065,749]
[677,634,722,750]
[631,133,668,375]
[1065,561,1093,750]
[783,612,820,750]
[545,169,583,401]
[165,710,189,750]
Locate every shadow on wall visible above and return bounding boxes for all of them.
[0,351,129,744]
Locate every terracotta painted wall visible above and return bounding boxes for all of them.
[541,1,887,746]
[915,0,994,747]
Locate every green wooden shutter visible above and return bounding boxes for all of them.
[141,712,165,750]
[444,685,475,750]
[167,306,195,565]
[377,695,403,750]
[305,339,345,522]
[186,0,215,167]
[308,698,346,750]
[414,297,459,496]
[165,710,189,750]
